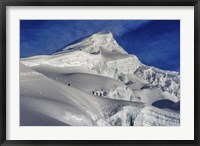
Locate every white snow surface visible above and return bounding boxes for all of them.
[20,32,180,126]
[55,32,128,55]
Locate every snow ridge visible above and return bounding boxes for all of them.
[54,32,128,55]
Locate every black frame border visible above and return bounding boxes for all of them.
[0,0,199,146]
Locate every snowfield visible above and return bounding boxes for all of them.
[20,32,180,126]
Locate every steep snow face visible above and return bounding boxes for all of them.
[102,55,142,80]
[55,32,128,55]
[20,32,180,126]
[21,51,105,72]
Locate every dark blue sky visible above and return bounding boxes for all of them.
[20,20,180,72]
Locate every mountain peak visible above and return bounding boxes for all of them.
[93,31,113,36]
[54,31,127,55]
[83,31,114,43]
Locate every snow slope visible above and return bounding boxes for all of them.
[20,32,180,126]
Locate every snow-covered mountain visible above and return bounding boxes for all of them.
[20,32,180,126]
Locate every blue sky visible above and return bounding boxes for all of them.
[20,20,180,72]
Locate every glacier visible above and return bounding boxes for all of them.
[20,32,180,126]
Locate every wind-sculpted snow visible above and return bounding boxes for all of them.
[20,32,180,126]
